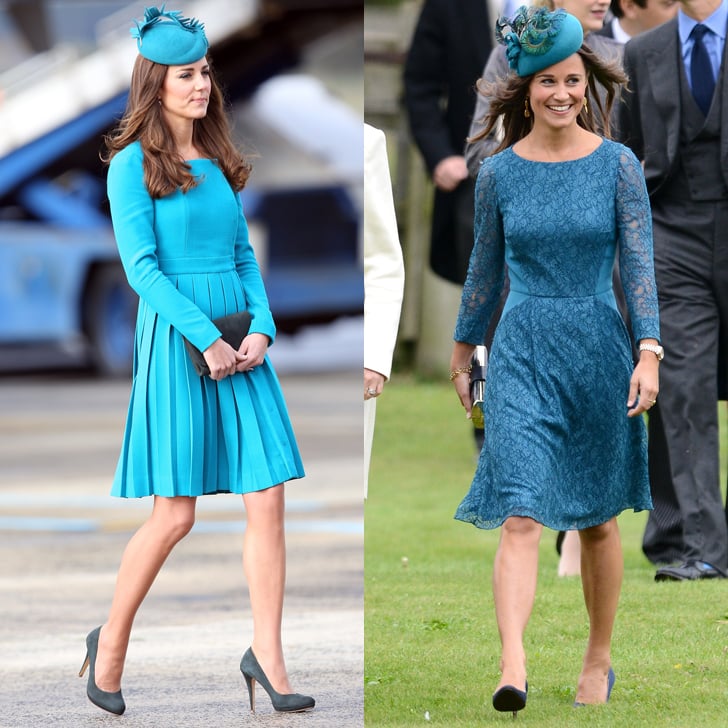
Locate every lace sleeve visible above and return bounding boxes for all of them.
[616,147,660,342]
[454,159,505,344]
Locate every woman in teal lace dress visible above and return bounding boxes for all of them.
[78,7,313,717]
[449,8,661,715]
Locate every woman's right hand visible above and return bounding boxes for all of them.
[450,342,476,418]
[203,338,241,380]
[452,371,473,418]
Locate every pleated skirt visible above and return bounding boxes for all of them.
[111,269,304,498]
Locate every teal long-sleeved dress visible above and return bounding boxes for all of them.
[107,141,304,498]
[454,140,658,531]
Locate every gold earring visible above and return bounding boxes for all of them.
[583,97,588,113]
[524,98,531,118]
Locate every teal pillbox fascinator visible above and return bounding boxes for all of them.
[496,6,583,77]
[131,5,208,65]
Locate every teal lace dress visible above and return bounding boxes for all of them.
[454,140,658,531]
[107,142,304,498]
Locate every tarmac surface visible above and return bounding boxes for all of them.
[0,365,363,727]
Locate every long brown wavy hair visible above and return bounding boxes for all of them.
[469,44,627,155]
[101,55,251,198]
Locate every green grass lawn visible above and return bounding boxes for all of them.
[365,375,728,727]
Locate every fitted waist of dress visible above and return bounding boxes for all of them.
[158,255,236,275]
[508,285,613,300]
[503,286,617,318]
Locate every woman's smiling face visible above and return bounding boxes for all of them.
[528,53,588,131]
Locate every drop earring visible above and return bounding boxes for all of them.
[524,97,531,118]
[582,97,588,114]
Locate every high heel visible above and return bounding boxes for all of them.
[239,647,315,713]
[606,666,615,701]
[492,681,528,719]
[78,626,126,715]
[574,666,615,707]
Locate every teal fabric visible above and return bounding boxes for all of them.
[107,142,304,498]
[498,7,584,77]
[454,140,657,531]
[131,6,208,65]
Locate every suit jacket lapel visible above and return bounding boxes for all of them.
[644,21,680,169]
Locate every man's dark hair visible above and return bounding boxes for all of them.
[610,0,648,19]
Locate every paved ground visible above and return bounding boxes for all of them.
[0,368,363,727]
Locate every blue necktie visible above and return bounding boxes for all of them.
[691,24,715,116]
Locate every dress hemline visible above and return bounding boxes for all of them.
[454,502,653,532]
[111,471,305,499]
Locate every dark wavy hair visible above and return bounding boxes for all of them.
[469,44,628,155]
[101,55,251,198]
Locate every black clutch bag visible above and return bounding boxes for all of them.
[184,311,252,377]
[469,344,488,429]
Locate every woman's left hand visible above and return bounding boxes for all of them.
[235,333,270,373]
[626,353,660,418]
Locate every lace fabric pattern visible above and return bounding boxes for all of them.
[454,140,657,531]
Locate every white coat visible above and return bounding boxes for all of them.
[363,124,404,494]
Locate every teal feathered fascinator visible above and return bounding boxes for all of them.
[131,4,208,65]
[496,6,583,77]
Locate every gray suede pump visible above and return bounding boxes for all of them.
[79,626,126,715]
[240,647,314,713]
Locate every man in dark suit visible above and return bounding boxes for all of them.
[402,0,494,285]
[620,0,728,580]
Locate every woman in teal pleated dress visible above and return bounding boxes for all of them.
[78,7,313,716]
[449,8,661,716]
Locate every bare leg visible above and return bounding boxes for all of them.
[94,496,197,692]
[558,530,581,577]
[493,516,542,692]
[575,517,622,704]
[243,484,293,693]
